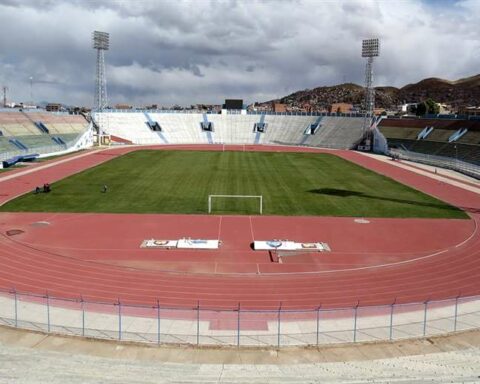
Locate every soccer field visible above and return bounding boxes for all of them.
[0,150,467,218]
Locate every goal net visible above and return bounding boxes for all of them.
[208,195,263,215]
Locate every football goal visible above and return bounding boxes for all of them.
[208,195,263,214]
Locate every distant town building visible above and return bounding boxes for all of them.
[272,103,287,113]
[438,104,453,114]
[329,103,353,114]
[460,106,480,117]
[400,103,418,114]
[46,103,62,112]
[114,104,132,110]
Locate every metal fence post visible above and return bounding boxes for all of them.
[389,303,395,341]
[13,288,18,328]
[423,299,429,337]
[157,300,161,345]
[353,302,359,343]
[454,294,460,332]
[118,299,122,341]
[81,296,85,337]
[277,303,282,348]
[46,292,50,333]
[196,301,200,345]
[237,303,241,347]
[316,305,321,346]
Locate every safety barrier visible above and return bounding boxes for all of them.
[0,289,478,347]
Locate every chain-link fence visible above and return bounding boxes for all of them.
[0,289,478,347]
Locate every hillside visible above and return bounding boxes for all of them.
[258,74,480,112]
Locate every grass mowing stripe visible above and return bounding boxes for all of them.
[0,150,468,219]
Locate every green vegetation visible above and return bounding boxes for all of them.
[416,98,440,116]
[0,150,467,218]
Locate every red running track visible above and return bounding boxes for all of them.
[0,144,479,310]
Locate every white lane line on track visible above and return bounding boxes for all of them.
[217,216,223,241]
[0,149,102,183]
[249,216,255,241]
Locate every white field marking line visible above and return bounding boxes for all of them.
[2,224,478,276]
[2,209,478,277]
[42,212,96,224]
[455,217,479,248]
[249,216,255,241]
[217,216,223,240]
[0,225,473,277]
[1,147,477,276]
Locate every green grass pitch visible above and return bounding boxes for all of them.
[0,150,467,218]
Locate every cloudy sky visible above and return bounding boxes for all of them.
[0,0,479,107]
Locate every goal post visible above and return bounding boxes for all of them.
[208,195,263,214]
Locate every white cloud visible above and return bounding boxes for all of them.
[0,0,479,107]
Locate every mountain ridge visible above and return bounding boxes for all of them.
[259,74,480,111]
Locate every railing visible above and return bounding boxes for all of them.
[0,288,478,347]
[95,109,366,117]
[389,148,480,180]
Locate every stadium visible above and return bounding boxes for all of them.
[1,9,480,383]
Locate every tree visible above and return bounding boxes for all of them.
[425,98,440,115]
[416,102,427,116]
[416,99,440,116]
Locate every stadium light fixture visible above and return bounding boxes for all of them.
[362,38,380,58]
[93,31,110,50]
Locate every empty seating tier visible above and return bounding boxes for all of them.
[97,112,364,149]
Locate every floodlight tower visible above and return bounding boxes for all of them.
[29,76,33,106]
[2,86,8,108]
[92,31,109,138]
[361,38,380,139]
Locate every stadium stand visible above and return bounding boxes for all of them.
[307,116,364,148]
[97,112,162,144]
[97,112,364,148]
[1,337,479,383]
[0,111,91,163]
[379,118,480,165]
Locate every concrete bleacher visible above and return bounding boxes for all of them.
[1,335,479,383]
[150,112,206,144]
[98,112,163,144]
[379,117,480,165]
[96,112,364,149]
[0,112,88,137]
[0,111,91,162]
[263,115,318,145]
[307,116,364,148]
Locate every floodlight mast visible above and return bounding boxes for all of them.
[361,38,380,142]
[93,31,109,137]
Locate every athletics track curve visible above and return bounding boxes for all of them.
[0,145,479,310]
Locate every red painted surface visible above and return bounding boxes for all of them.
[0,145,479,311]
